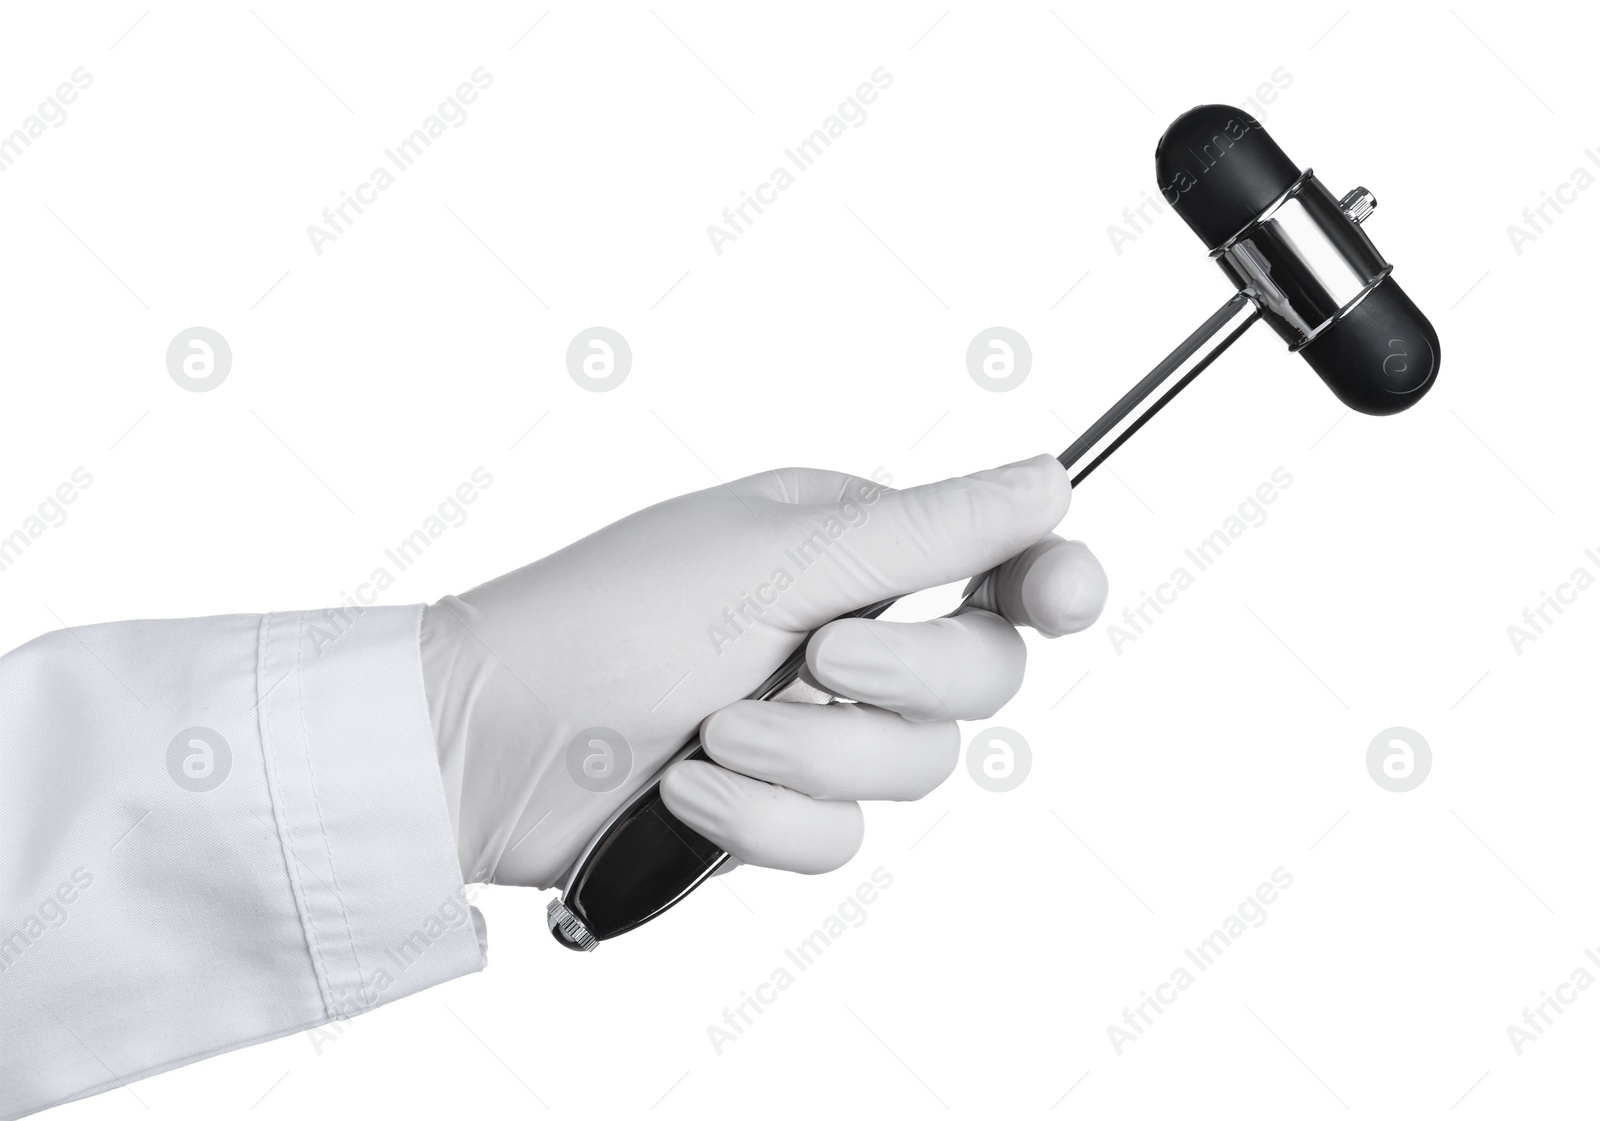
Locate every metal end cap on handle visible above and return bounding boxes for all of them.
[548,899,598,951]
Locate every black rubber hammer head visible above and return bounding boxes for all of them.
[1156,104,1438,415]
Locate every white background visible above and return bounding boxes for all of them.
[1,2,1595,1117]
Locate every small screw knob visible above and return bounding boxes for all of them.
[1339,187,1377,225]
[548,899,598,951]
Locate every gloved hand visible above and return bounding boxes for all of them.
[419,454,1107,888]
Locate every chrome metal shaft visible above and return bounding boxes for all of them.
[1060,291,1261,485]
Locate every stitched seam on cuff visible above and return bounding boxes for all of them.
[255,611,336,1020]
[293,611,375,1016]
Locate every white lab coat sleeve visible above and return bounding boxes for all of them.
[0,605,486,1121]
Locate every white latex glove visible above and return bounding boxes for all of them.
[419,454,1106,887]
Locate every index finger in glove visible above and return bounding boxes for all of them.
[786,454,1071,627]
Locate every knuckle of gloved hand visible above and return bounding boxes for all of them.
[814,803,866,872]
[956,619,1026,718]
[719,818,767,866]
[805,618,858,684]
[905,721,960,800]
[993,615,1030,677]
[747,802,864,875]
[704,787,770,860]
[698,703,764,776]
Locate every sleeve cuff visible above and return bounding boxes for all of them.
[255,604,486,1019]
